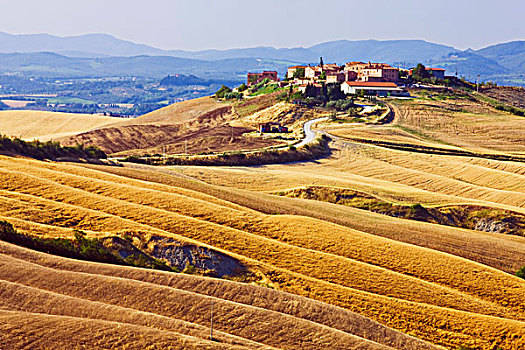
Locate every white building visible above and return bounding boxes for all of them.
[341,81,407,96]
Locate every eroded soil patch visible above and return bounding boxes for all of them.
[278,186,525,236]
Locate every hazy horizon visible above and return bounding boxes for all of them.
[1,0,524,51]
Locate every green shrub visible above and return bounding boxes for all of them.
[0,220,173,272]
[215,85,232,98]
[223,92,243,100]
[517,266,525,279]
[0,221,119,264]
[183,263,198,274]
[0,135,106,160]
[237,83,248,92]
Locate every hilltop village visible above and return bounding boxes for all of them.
[247,59,447,97]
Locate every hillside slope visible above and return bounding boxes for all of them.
[0,153,525,349]
[0,110,119,141]
[61,95,289,156]
[1,88,524,349]
[476,41,525,71]
[0,240,435,350]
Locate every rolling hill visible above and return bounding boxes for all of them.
[0,142,524,349]
[0,94,306,157]
[0,110,120,141]
[0,32,457,63]
[1,240,434,350]
[58,94,295,156]
[0,32,166,57]
[0,86,525,348]
[0,52,293,80]
[476,41,525,71]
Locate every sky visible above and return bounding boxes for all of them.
[0,0,523,51]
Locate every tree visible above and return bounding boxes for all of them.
[293,67,305,79]
[237,83,248,92]
[304,84,319,98]
[412,63,429,79]
[328,85,345,100]
[320,83,328,101]
[215,85,232,98]
[319,57,324,67]
[319,71,326,80]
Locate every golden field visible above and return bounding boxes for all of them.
[0,90,524,349]
[0,110,119,141]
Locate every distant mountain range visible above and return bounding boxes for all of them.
[0,32,524,86]
[0,32,458,62]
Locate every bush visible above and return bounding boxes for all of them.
[237,83,248,92]
[0,135,106,160]
[325,98,355,112]
[493,104,525,117]
[223,92,243,100]
[250,80,280,96]
[0,221,120,264]
[277,91,288,101]
[0,220,173,271]
[215,85,232,98]
[517,266,525,279]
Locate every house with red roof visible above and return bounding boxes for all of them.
[425,68,446,80]
[409,67,446,80]
[247,71,280,86]
[304,65,323,79]
[360,63,399,82]
[326,71,357,84]
[345,62,368,76]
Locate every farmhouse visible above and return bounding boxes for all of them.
[343,62,400,82]
[425,68,446,80]
[259,122,288,133]
[298,83,323,95]
[360,63,399,82]
[409,67,446,80]
[247,71,280,86]
[322,63,342,73]
[326,72,346,84]
[341,81,407,96]
[283,60,402,88]
[304,65,323,79]
[326,70,358,84]
[345,61,368,76]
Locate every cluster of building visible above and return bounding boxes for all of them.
[287,61,400,84]
[286,61,407,96]
[246,59,446,97]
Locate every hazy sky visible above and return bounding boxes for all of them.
[0,0,523,51]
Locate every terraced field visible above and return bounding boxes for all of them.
[1,90,524,349]
[1,241,431,350]
[0,149,524,349]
